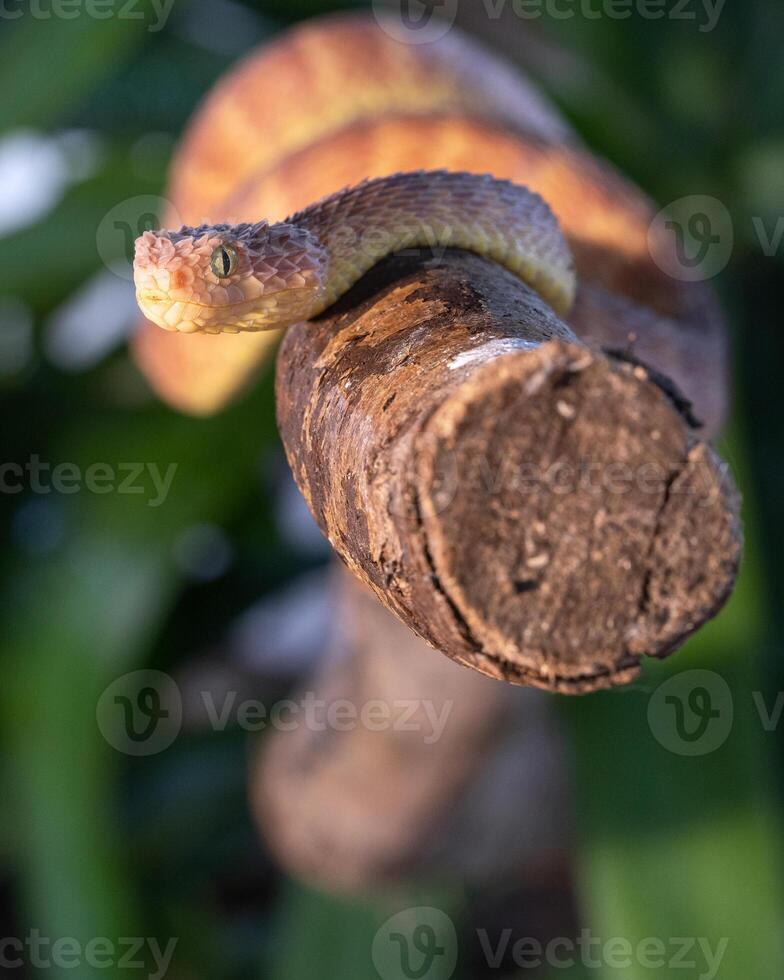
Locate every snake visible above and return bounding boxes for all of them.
[131,11,725,432]
[134,170,574,334]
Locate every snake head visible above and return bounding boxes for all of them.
[133,220,328,334]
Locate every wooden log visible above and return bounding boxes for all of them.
[275,249,741,694]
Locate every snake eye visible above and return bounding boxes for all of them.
[210,244,238,278]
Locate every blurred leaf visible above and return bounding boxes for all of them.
[0,1,171,133]
[0,374,279,978]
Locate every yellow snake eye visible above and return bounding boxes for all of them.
[210,244,238,278]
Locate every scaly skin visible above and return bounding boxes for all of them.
[134,171,575,335]
[132,12,724,427]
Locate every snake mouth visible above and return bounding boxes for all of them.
[136,288,302,312]
[135,291,265,326]
[136,283,321,334]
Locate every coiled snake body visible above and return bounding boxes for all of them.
[132,12,725,432]
[135,170,574,334]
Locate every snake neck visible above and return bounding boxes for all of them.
[134,171,574,335]
[294,171,575,320]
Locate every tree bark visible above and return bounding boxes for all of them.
[275,249,741,695]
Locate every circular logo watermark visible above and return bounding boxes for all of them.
[648,195,733,282]
[96,195,180,281]
[372,906,457,980]
[373,0,459,44]
[647,669,733,756]
[97,669,182,756]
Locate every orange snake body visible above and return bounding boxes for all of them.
[132,12,725,432]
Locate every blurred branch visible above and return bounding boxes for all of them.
[254,565,570,891]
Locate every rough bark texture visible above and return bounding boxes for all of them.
[276,249,741,694]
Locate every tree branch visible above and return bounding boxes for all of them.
[276,249,740,694]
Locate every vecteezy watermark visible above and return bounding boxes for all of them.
[0,456,178,507]
[374,0,726,37]
[0,932,177,979]
[753,689,784,732]
[415,447,731,519]
[373,0,459,43]
[488,0,725,32]
[751,215,784,257]
[200,690,453,745]
[647,669,734,756]
[0,0,175,32]
[97,670,184,756]
[372,907,458,980]
[648,677,784,746]
[650,197,784,280]
[372,911,729,980]
[97,195,182,281]
[477,928,729,978]
[648,195,734,282]
[97,670,454,756]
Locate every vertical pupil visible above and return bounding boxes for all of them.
[220,248,230,275]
